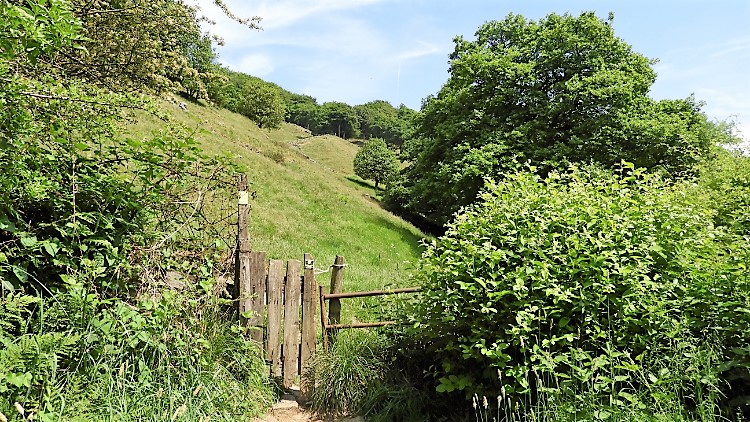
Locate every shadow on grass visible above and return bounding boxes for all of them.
[344,175,443,240]
[345,175,380,191]
[176,92,207,106]
[370,214,428,259]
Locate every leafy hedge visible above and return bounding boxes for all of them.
[411,164,750,413]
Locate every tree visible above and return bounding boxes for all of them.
[353,138,400,188]
[388,12,715,227]
[313,101,360,139]
[354,100,417,146]
[236,78,285,129]
[284,93,320,130]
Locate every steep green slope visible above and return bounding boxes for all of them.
[129,99,426,319]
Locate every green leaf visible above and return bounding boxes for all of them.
[5,372,32,388]
[1,275,15,291]
[0,213,16,233]
[12,265,28,283]
[42,241,59,257]
[594,409,611,420]
[20,234,37,248]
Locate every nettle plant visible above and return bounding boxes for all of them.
[411,163,750,408]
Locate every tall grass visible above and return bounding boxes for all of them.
[303,330,389,417]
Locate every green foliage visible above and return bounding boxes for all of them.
[1,1,275,419]
[313,101,361,139]
[354,100,417,146]
[698,148,750,235]
[283,92,320,130]
[236,78,286,129]
[353,138,400,188]
[0,0,82,64]
[410,164,750,415]
[304,330,389,417]
[0,286,276,420]
[390,12,716,227]
[64,0,219,96]
[205,69,286,129]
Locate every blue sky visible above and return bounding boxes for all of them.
[194,0,749,140]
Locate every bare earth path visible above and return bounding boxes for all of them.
[255,389,363,422]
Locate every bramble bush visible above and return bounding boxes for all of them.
[410,163,750,416]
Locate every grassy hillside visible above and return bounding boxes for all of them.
[128,98,427,321]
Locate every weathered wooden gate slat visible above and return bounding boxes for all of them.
[300,253,317,376]
[248,251,266,343]
[266,259,284,377]
[282,259,302,388]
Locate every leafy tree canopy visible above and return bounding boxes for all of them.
[284,92,320,130]
[354,100,417,146]
[313,101,360,139]
[353,138,400,188]
[389,12,716,227]
[236,77,286,129]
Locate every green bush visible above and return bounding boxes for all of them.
[1,286,277,421]
[410,164,750,414]
[698,149,750,235]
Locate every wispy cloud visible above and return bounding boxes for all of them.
[194,0,389,30]
[233,53,274,76]
[706,36,750,58]
[397,41,442,61]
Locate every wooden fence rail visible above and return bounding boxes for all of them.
[319,284,421,352]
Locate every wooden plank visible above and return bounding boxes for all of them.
[300,253,317,376]
[319,284,329,352]
[248,251,266,344]
[282,259,302,388]
[323,286,421,300]
[327,321,398,329]
[328,255,345,326]
[267,259,284,376]
[236,174,250,315]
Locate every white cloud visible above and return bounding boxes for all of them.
[249,0,387,29]
[192,0,389,31]
[233,53,274,76]
[707,36,750,59]
[397,41,442,61]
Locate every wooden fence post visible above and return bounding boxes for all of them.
[300,254,317,380]
[282,260,302,388]
[328,255,345,325]
[237,174,251,322]
[267,259,284,377]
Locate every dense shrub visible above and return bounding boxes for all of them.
[698,149,750,235]
[410,164,750,413]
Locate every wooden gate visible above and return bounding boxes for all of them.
[237,251,319,388]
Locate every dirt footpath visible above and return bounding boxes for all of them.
[255,389,363,422]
